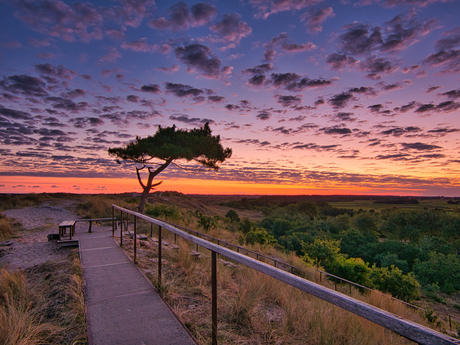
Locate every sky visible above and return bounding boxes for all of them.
[0,0,459,196]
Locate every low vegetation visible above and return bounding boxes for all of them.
[6,192,457,343]
[112,193,460,343]
[0,214,14,240]
[0,252,87,345]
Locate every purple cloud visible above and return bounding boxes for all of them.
[210,13,252,43]
[175,44,231,79]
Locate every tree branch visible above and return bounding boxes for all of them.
[171,161,207,172]
[148,158,173,177]
[136,166,146,189]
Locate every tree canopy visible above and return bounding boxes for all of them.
[108,122,232,212]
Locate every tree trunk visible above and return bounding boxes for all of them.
[137,159,172,213]
[138,171,156,213]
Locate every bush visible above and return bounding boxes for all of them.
[370,265,420,302]
[413,252,460,293]
[197,215,219,231]
[239,217,257,234]
[245,227,276,246]
[302,239,341,267]
[325,256,373,288]
[225,209,240,223]
[145,203,182,221]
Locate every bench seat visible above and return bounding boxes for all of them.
[58,220,76,240]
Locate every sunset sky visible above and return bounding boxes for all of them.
[1,0,459,196]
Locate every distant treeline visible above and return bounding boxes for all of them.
[219,195,455,209]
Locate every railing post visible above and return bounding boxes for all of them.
[158,226,162,286]
[212,251,217,345]
[150,223,153,238]
[120,211,123,247]
[134,216,137,264]
[112,206,114,237]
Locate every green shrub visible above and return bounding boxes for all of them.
[325,257,373,288]
[197,215,219,231]
[370,265,420,302]
[145,203,182,221]
[413,252,460,293]
[245,227,276,246]
[225,209,240,223]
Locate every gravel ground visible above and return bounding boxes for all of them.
[0,200,88,270]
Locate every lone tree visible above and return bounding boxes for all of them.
[108,122,232,212]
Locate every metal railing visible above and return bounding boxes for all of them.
[140,214,299,273]
[111,205,460,345]
[318,270,460,333]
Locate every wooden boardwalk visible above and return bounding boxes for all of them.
[74,227,196,345]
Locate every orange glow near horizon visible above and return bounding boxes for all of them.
[0,175,434,196]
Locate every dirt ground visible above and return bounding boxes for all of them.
[0,200,88,269]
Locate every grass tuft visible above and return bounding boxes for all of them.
[0,214,13,240]
[0,252,87,345]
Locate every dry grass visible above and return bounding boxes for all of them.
[119,228,435,345]
[0,194,46,212]
[76,195,117,219]
[0,251,87,345]
[0,214,13,240]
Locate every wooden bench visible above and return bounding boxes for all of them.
[59,220,76,240]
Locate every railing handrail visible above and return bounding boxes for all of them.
[112,204,459,345]
[317,269,432,314]
[142,214,299,272]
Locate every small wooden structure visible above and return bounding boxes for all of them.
[58,220,76,240]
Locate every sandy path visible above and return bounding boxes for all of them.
[0,200,87,270]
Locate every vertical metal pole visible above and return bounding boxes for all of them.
[134,216,137,264]
[120,211,123,247]
[320,271,322,283]
[449,315,452,332]
[112,206,114,237]
[150,223,153,237]
[212,251,217,345]
[158,226,162,286]
[274,260,277,268]
[174,233,177,244]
